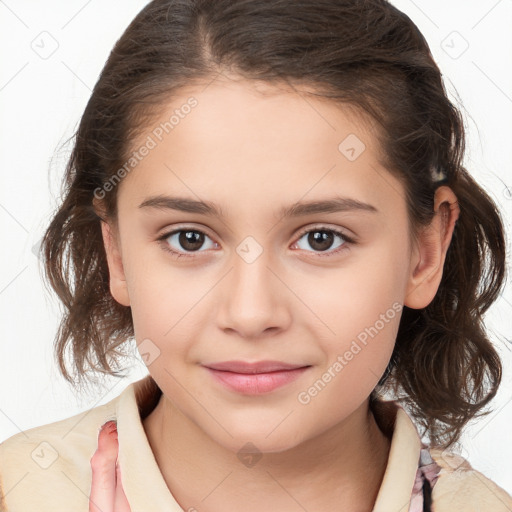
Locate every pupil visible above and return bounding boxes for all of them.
[309,231,333,252]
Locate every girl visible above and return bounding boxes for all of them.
[0,0,510,511]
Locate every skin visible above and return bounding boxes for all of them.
[89,421,130,512]
[90,75,460,511]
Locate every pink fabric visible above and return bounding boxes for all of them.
[408,447,441,511]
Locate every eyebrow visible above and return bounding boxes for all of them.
[138,194,379,218]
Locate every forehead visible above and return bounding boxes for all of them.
[117,77,406,221]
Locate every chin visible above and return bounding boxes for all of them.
[211,425,307,456]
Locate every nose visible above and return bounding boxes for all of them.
[216,246,292,339]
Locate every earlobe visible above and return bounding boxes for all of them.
[404,186,460,310]
[100,220,131,307]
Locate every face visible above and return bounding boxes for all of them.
[100,76,434,454]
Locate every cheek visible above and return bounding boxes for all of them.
[298,299,401,422]
[296,243,406,388]
[299,242,407,335]
[123,240,206,329]
[128,282,225,388]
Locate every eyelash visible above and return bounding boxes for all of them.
[156,225,356,260]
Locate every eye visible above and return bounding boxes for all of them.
[292,226,355,257]
[157,227,217,259]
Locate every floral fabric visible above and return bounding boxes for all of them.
[408,447,442,511]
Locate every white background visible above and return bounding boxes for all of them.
[0,0,511,497]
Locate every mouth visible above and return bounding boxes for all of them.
[204,360,310,373]
[202,360,312,394]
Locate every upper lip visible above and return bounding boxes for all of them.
[203,360,310,374]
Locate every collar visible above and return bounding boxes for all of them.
[371,399,423,511]
[116,375,422,511]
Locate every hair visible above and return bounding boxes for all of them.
[39,0,507,448]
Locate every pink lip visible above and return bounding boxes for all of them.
[205,360,308,373]
[203,360,311,394]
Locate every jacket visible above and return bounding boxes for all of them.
[1,374,511,511]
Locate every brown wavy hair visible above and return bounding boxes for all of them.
[39,0,507,448]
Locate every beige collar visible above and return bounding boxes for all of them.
[371,399,422,511]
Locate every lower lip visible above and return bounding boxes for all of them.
[205,367,310,394]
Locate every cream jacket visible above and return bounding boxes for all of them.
[1,375,511,511]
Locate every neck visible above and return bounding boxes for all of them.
[143,395,391,512]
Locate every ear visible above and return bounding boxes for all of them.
[404,186,460,309]
[100,219,131,307]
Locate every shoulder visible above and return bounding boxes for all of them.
[0,391,122,510]
[429,447,512,511]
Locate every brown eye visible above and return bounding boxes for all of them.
[293,226,355,256]
[158,228,217,258]
[176,230,205,251]
[306,230,336,252]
